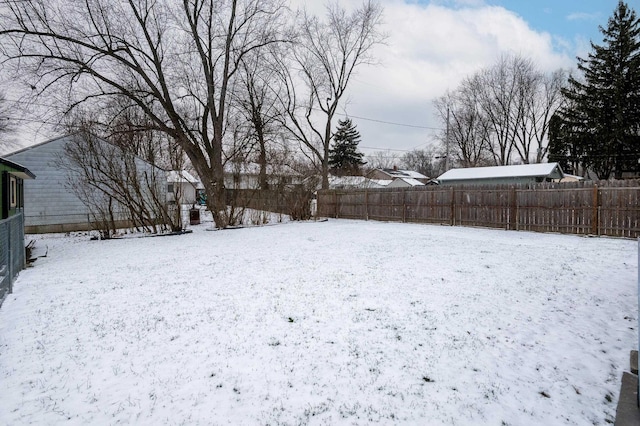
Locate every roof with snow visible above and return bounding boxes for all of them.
[370,179,392,187]
[388,177,425,188]
[167,170,203,188]
[328,176,390,189]
[380,168,428,179]
[438,163,564,183]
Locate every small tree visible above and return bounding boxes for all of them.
[280,1,384,189]
[328,118,366,176]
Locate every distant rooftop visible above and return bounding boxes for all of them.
[438,163,563,181]
[167,170,202,187]
[380,168,428,179]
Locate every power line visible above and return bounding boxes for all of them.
[308,106,442,130]
[4,95,445,131]
[333,111,443,130]
[360,145,411,152]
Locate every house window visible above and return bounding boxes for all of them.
[9,176,17,208]
[167,184,174,193]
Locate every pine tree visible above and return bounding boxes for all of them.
[328,118,366,176]
[559,1,640,179]
[547,113,587,175]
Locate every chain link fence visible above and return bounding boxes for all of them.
[0,213,25,308]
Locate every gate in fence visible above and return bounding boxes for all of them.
[0,213,26,307]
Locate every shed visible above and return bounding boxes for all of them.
[0,157,35,219]
[437,163,564,186]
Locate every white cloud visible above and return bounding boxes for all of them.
[336,1,573,152]
[567,12,601,22]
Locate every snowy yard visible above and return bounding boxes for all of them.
[0,219,637,425]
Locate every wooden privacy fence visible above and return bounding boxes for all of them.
[316,180,640,238]
[226,188,312,220]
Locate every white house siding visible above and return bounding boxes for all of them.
[167,171,201,205]
[167,183,197,205]
[6,136,89,232]
[5,135,167,233]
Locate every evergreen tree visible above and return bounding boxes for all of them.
[559,1,640,179]
[547,113,587,175]
[328,118,366,176]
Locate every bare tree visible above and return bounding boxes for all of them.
[475,54,566,165]
[279,1,384,189]
[0,91,16,152]
[59,130,179,238]
[526,69,566,163]
[365,150,399,170]
[400,146,444,178]
[437,54,566,167]
[434,88,492,168]
[234,47,288,190]
[474,55,523,165]
[0,0,288,228]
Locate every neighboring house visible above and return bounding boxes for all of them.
[322,168,427,190]
[167,170,203,205]
[4,134,167,233]
[0,157,35,219]
[369,167,430,184]
[224,162,303,190]
[327,175,392,189]
[437,163,564,186]
[387,177,425,188]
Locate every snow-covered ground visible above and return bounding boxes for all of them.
[0,219,637,425]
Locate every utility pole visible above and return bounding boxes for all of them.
[444,107,450,172]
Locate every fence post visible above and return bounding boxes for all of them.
[591,184,599,235]
[334,191,339,219]
[402,188,406,223]
[509,187,517,231]
[450,187,455,226]
[365,189,369,221]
